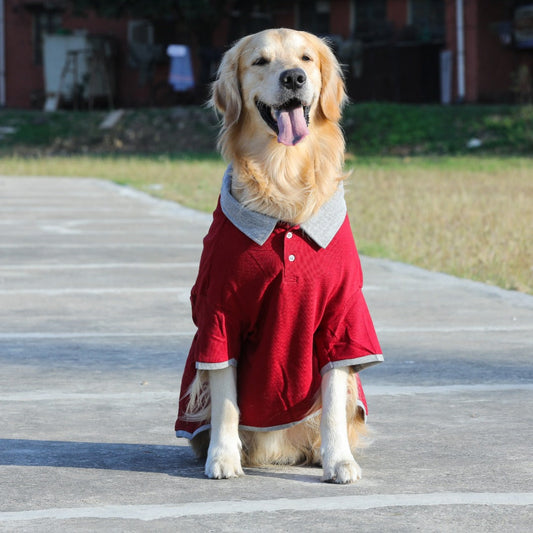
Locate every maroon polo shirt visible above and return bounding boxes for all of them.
[175,169,383,439]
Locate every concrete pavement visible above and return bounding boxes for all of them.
[0,176,532,532]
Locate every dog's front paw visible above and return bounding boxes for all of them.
[205,444,244,479]
[322,458,361,484]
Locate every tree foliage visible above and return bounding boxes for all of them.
[68,0,228,44]
[70,0,225,20]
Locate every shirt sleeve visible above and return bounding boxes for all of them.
[315,288,383,374]
[187,206,247,369]
[193,303,242,369]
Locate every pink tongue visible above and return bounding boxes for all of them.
[276,106,309,146]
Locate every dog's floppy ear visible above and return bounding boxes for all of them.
[211,38,246,129]
[316,37,347,122]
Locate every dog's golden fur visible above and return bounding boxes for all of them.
[211,28,347,224]
[185,28,367,469]
[187,369,366,467]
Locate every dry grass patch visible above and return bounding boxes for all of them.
[345,157,533,293]
[2,155,532,294]
[0,155,225,213]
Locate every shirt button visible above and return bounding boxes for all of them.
[286,232,293,239]
[288,254,296,262]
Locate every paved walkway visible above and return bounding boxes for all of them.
[1,176,532,532]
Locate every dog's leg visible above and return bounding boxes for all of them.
[320,367,362,483]
[205,366,244,479]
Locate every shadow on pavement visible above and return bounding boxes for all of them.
[0,439,205,479]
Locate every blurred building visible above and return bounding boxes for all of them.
[0,0,532,108]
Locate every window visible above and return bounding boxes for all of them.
[298,1,331,36]
[409,0,445,42]
[33,10,62,65]
[353,0,389,41]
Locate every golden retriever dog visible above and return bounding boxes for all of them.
[175,28,383,484]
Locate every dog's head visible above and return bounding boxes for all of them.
[211,28,346,147]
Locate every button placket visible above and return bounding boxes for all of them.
[284,229,298,282]
[286,230,296,263]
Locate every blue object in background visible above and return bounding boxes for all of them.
[167,45,195,91]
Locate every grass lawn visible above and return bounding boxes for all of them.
[1,154,531,295]
[344,156,532,294]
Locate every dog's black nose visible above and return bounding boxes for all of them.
[279,68,307,91]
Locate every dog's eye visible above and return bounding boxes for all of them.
[253,57,269,66]
[302,55,312,62]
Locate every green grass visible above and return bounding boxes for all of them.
[2,103,533,156]
[0,107,217,155]
[2,153,532,294]
[0,110,107,147]
[342,103,533,155]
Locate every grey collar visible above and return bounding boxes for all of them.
[220,166,347,248]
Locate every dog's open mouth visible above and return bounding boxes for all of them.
[256,99,310,146]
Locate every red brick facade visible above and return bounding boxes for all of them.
[2,1,170,108]
[1,0,531,108]
[4,2,43,108]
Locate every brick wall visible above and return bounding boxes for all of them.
[3,2,167,108]
[3,0,531,107]
[4,2,43,108]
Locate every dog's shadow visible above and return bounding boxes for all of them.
[0,439,322,482]
[0,438,205,479]
[246,466,323,484]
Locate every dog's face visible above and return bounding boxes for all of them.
[212,28,345,147]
